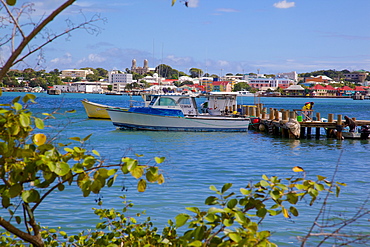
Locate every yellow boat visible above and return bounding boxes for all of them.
[81,99,118,119]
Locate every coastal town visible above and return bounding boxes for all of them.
[1,59,370,99]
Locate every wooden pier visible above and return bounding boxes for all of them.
[239,104,370,140]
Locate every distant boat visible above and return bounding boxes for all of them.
[105,91,122,96]
[81,99,119,119]
[47,89,61,95]
[81,94,155,119]
[107,92,250,132]
[236,91,256,97]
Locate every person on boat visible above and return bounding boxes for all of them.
[344,115,356,132]
[302,102,314,120]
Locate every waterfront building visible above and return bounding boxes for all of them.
[343,70,368,83]
[304,75,333,84]
[277,71,298,82]
[211,81,232,92]
[53,81,104,93]
[282,84,305,96]
[249,77,295,90]
[60,69,93,79]
[131,59,155,75]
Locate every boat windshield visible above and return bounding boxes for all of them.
[156,97,177,106]
[149,96,158,106]
[178,98,191,105]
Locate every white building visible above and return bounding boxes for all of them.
[108,70,133,84]
[53,82,104,93]
[277,71,298,82]
[61,69,93,79]
[249,78,295,90]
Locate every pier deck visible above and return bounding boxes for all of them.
[240,104,370,140]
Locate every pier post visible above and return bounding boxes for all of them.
[256,107,261,118]
[337,114,343,140]
[315,112,321,139]
[327,114,335,138]
[269,108,274,120]
[262,107,267,119]
[274,109,279,120]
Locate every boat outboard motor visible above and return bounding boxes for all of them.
[360,125,370,139]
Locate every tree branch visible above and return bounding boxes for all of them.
[0,217,44,247]
[0,0,76,81]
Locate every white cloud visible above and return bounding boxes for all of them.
[87,53,106,63]
[216,8,239,13]
[273,1,295,9]
[187,0,199,8]
[50,52,72,65]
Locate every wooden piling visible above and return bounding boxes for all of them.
[337,114,343,140]
[269,108,274,120]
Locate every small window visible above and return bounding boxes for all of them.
[156,97,176,106]
[178,98,191,105]
[149,96,158,106]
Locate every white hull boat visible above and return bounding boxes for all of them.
[107,93,250,132]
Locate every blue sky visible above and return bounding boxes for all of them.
[5,0,370,75]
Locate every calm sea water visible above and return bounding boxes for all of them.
[0,92,369,246]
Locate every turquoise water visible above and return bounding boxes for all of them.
[0,92,369,246]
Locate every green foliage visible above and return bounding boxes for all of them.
[13,172,344,246]
[0,93,165,246]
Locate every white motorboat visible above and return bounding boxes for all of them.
[107,93,250,132]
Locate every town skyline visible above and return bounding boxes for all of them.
[4,1,370,76]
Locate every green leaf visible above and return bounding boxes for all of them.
[2,196,10,208]
[175,213,190,228]
[317,175,326,181]
[240,188,251,195]
[227,198,237,209]
[289,206,299,217]
[260,180,270,187]
[209,185,218,192]
[205,196,218,205]
[69,137,81,142]
[282,207,290,218]
[228,232,241,243]
[131,166,144,179]
[19,114,30,127]
[157,174,165,184]
[107,176,116,187]
[336,185,341,197]
[137,179,146,192]
[262,174,269,180]
[314,183,325,191]
[57,184,65,191]
[54,162,70,176]
[146,170,158,182]
[21,189,40,203]
[287,193,298,204]
[34,117,44,129]
[6,0,17,7]
[82,134,92,142]
[9,184,22,198]
[223,218,234,227]
[235,211,248,224]
[92,150,100,156]
[221,183,232,193]
[186,207,200,214]
[15,216,21,224]
[257,208,267,218]
[154,156,165,164]
[14,102,22,111]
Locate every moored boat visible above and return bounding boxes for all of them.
[81,99,116,119]
[107,93,250,132]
